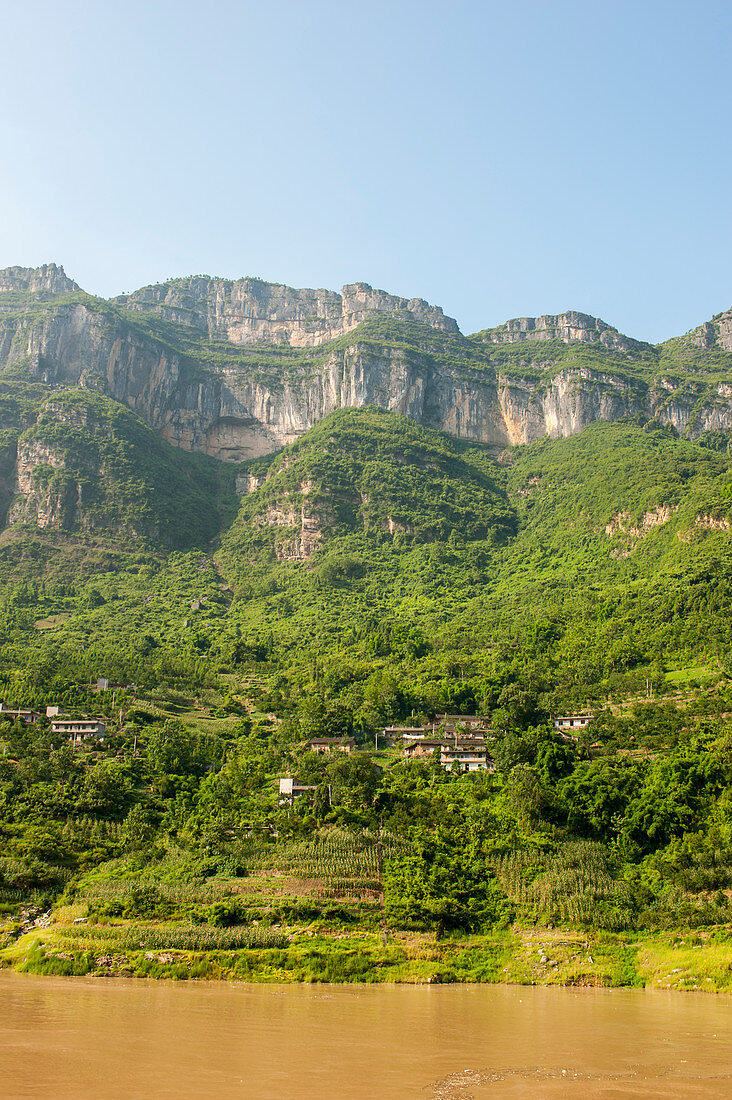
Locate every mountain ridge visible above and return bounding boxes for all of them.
[0,264,731,470]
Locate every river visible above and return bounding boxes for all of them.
[1,973,731,1098]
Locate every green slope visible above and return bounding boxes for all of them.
[0,404,729,718]
[197,411,729,728]
[1,406,732,960]
[0,388,240,573]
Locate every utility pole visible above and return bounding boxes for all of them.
[376,818,388,948]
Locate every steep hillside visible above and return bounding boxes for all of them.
[1,265,732,461]
[0,387,239,566]
[204,410,732,722]
[221,407,515,565]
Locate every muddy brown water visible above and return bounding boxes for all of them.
[1,973,731,1098]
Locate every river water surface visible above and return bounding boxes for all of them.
[1,973,732,1098]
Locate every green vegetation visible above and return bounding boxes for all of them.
[0,400,732,987]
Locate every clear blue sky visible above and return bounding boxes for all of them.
[2,0,730,342]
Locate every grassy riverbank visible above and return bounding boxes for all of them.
[3,913,732,991]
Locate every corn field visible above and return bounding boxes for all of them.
[118,923,288,951]
[249,828,407,888]
[78,875,235,909]
[494,841,634,929]
[61,817,121,845]
[57,922,288,951]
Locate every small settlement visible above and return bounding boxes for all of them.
[389,713,495,772]
[307,736,356,755]
[0,703,41,724]
[49,713,107,746]
[281,715,498,802]
[0,700,108,747]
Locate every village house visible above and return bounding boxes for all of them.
[402,738,441,760]
[553,713,594,730]
[401,734,494,772]
[381,716,491,746]
[307,736,356,755]
[435,714,490,732]
[92,678,137,694]
[440,739,494,772]
[381,725,431,743]
[0,704,40,724]
[51,716,106,746]
[279,777,317,804]
[553,713,594,741]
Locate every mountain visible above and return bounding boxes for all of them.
[0,399,726,709]
[0,360,730,969]
[4,388,237,549]
[1,265,731,480]
[209,409,732,713]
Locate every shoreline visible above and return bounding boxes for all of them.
[3,920,732,992]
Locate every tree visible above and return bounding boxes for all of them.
[384,824,512,934]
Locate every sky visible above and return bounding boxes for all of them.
[1,0,730,343]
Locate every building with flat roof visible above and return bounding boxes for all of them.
[308,737,356,755]
[403,739,441,760]
[279,777,317,804]
[440,739,493,772]
[435,714,490,731]
[382,726,431,742]
[0,704,40,724]
[51,717,106,746]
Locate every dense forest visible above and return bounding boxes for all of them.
[1,397,732,984]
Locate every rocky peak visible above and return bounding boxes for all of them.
[685,309,732,353]
[113,275,459,348]
[0,263,80,296]
[479,311,638,353]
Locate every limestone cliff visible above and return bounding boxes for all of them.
[0,263,79,298]
[670,308,732,354]
[478,311,646,354]
[113,276,459,348]
[1,265,731,466]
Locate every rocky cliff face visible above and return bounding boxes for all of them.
[9,438,80,530]
[683,309,732,353]
[479,311,645,354]
[0,263,80,298]
[113,276,459,348]
[1,265,732,465]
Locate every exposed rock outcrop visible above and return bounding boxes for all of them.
[678,514,731,541]
[686,310,732,353]
[0,263,79,298]
[9,436,92,531]
[251,481,334,561]
[480,311,644,354]
[1,265,732,463]
[605,505,677,540]
[113,276,459,348]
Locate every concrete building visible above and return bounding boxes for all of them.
[381,726,431,743]
[403,738,441,760]
[553,713,594,738]
[0,704,40,724]
[279,777,317,804]
[51,717,106,746]
[435,714,490,732]
[308,737,356,755]
[440,739,493,772]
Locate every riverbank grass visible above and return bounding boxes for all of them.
[3,916,732,989]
